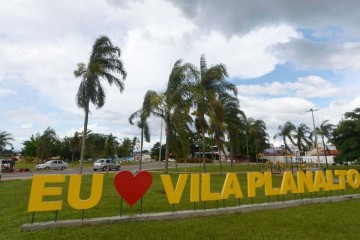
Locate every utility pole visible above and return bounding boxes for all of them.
[307,109,321,168]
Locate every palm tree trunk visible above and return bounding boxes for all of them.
[219,147,222,174]
[164,115,170,174]
[139,126,144,171]
[79,102,89,174]
[231,144,234,169]
[202,125,206,172]
[322,136,328,168]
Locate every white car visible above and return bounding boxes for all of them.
[93,159,121,171]
[36,160,68,170]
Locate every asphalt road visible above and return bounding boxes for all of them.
[0,161,175,181]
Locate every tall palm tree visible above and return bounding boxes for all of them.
[104,134,118,159]
[119,137,133,160]
[143,60,197,173]
[70,131,81,163]
[239,114,255,164]
[193,54,237,172]
[274,121,296,154]
[0,131,14,153]
[74,35,127,174]
[316,120,334,167]
[293,123,312,156]
[249,119,269,162]
[129,91,152,171]
[220,92,242,168]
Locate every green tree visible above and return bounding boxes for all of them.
[70,131,81,163]
[219,92,242,168]
[22,135,38,157]
[129,91,152,170]
[86,133,107,160]
[150,142,166,161]
[118,137,133,160]
[0,130,14,153]
[36,127,58,162]
[74,35,127,174]
[332,108,360,163]
[142,60,197,173]
[249,119,269,162]
[293,123,312,156]
[316,120,334,167]
[193,54,237,172]
[104,134,119,159]
[274,121,296,154]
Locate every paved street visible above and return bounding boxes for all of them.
[0,161,176,181]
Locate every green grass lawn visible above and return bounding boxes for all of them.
[1,167,359,239]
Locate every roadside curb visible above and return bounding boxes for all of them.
[22,194,360,232]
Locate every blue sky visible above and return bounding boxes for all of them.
[1,0,360,150]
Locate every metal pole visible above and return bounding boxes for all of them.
[307,109,321,167]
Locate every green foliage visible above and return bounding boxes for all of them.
[104,134,119,158]
[118,137,133,158]
[0,130,14,152]
[24,156,35,163]
[150,142,166,160]
[2,168,360,239]
[22,134,38,157]
[177,157,212,163]
[74,35,127,173]
[332,108,360,163]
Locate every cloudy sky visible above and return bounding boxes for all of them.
[1,0,360,150]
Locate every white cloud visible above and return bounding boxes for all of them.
[0,88,16,96]
[21,124,33,129]
[239,76,340,98]
[274,39,360,71]
[166,0,360,38]
[0,0,359,150]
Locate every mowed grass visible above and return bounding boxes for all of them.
[1,166,360,239]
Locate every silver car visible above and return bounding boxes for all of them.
[93,159,120,171]
[35,160,68,170]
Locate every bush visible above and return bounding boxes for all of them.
[24,156,35,163]
[177,157,213,163]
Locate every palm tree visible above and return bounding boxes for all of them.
[104,134,118,159]
[129,91,152,171]
[220,93,242,168]
[274,121,296,154]
[74,35,127,174]
[249,119,269,162]
[36,127,57,161]
[293,123,312,156]
[119,137,133,160]
[193,54,237,172]
[70,131,81,163]
[239,114,255,164]
[0,131,14,153]
[316,120,334,167]
[143,60,197,173]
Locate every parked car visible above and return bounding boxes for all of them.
[35,160,68,170]
[93,159,121,171]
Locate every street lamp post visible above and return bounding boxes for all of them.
[307,109,321,168]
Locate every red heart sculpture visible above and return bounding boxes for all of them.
[113,171,153,206]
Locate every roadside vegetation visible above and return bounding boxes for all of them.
[1,165,360,239]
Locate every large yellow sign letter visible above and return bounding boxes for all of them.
[161,174,188,204]
[67,174,104,210]
[28,175,65,212]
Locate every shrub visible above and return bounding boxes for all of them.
[25,156,35,163]
[177,157,213,163]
